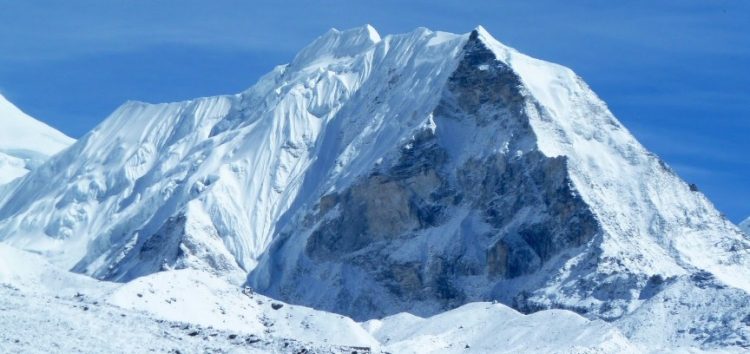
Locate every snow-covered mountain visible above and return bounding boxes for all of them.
[740,217,750,235]
[0,25,748,352]
[0,94,74,185]
[250,26,750,343]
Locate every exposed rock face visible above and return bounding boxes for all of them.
[76,202,244,281]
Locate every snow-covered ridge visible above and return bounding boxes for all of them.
[0,25,467,280]
[0,94,74,184]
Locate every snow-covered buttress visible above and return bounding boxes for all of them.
[0,25,749,349]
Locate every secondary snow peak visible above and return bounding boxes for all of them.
[0,94,74,185]
[362,24,381,43]
[291,24,382,69]
[0,94,74,156]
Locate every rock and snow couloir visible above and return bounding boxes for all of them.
[0,25,748,352]
[0,94,74,185]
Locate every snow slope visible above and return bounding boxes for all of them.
[365,303,638,354]
[740,217,749,235]
[0,242,638,353]
[107,269,379,349]
[0,242,379,353]
[0,94,74,185]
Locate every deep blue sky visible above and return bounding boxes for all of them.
[0,1,747,222]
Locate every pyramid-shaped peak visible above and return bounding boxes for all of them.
[471,25,491,38]
[468,25,513,53]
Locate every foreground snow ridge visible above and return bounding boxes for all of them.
[0,244,635,353]
[0,25,749,353]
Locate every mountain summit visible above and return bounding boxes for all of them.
[0,94,74,184]
[0,26,748,350]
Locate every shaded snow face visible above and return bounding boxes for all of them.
[250,31,601,320]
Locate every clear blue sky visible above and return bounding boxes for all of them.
[0,0,747,222]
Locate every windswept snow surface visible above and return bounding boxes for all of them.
[0,94,73,185]
[0,242,638,353]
